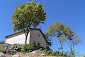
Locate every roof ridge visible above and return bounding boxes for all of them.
[5,28,41,38]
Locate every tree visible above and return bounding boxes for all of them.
[72,33,81,49]
[64,29,81,56]
[11,1,46,44]
[46,21,68,52]
[46,21,81,56]
[64,30,74,52]
[43,33,52,50]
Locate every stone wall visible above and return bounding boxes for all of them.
[0,44,22,54]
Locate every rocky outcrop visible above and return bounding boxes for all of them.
[0,52,5,57]
[4,44,21,50]
[0,44,22,55]
[5,44,22,54]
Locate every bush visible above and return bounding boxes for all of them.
[0,41,5,45]
[63,52,67,56]
[21,44,34,52]
[49,51,55,56]
[0,47,4,52]
[43,49,68,56]
[43,50,52,55]
[38,48,43,51]
[46,46,51,50]
[59,51,63,56]
[43,50,56,56]
[56,50,59,56]
[43,49,47,54]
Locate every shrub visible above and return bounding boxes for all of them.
[55,50,65,56]
[21,44,34,52]
[0,47,4,52]
[49,51,55,56]
[56,50,59,56]
[0,41,5,45]
[59,51,63,56]
[43,50,56,56]
[63,52,67,56]
[43,50,52,55]
[38,48,43,51]
[43,49,47,54]
[46,46,51,50]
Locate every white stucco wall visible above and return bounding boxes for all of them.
[30,30,46,48]
[5,29,46,48]
[6,32,30,44]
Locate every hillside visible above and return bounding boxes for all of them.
[3,50,66,57]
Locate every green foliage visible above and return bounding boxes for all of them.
[11,1,46,31]
[46,46,51,50]
[43,33,52,50]
[46,21,68,52]
[59,51,63,56]
[55,50,59,56]
[21,44,34,52]
[66,49,85,57]
[80,53,85,57]
[46,21,81,54]
[43,50,56,56]
[63,52,67,56]
[38,49,68,56]
[49,51,55,56]
[43,50,52,55]
[56,51,67,56]
[38,48,43,51]
[43,49,67,56]
[0,41,5,45]
[43,49,47,54]
[68,50,74,56]
[0,47,4,52]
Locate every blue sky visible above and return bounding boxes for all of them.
[0,0,85,54]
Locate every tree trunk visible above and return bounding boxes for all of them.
[61,43,63,52]
[23,28,29,44]
[73,43,74,49]
[60,41,63,55]
[25,32,29,44]
[71,44,72,52]
[69,40,72,52]
[70,41,74,56]
[72,43,75,56]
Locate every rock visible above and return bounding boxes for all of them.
[0,52,5,57]
[4,44,22,53]
[40,54,46,56]
[12,54,19,57]
[8,50,17,55]
[31,51,37,54]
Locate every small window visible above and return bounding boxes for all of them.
[38,34,40,37]
[37,42,41,48]
[38,42,40,46]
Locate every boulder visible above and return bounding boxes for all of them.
[4,44,22,53]
[31,51,37,54]
[0,52,5,57]
[8,50,17,55]
[40,54,46,56]
[12,54,19,57]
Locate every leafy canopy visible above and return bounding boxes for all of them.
[11,1,46,31]
[46,21,69,41]
[46,21,72,52]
